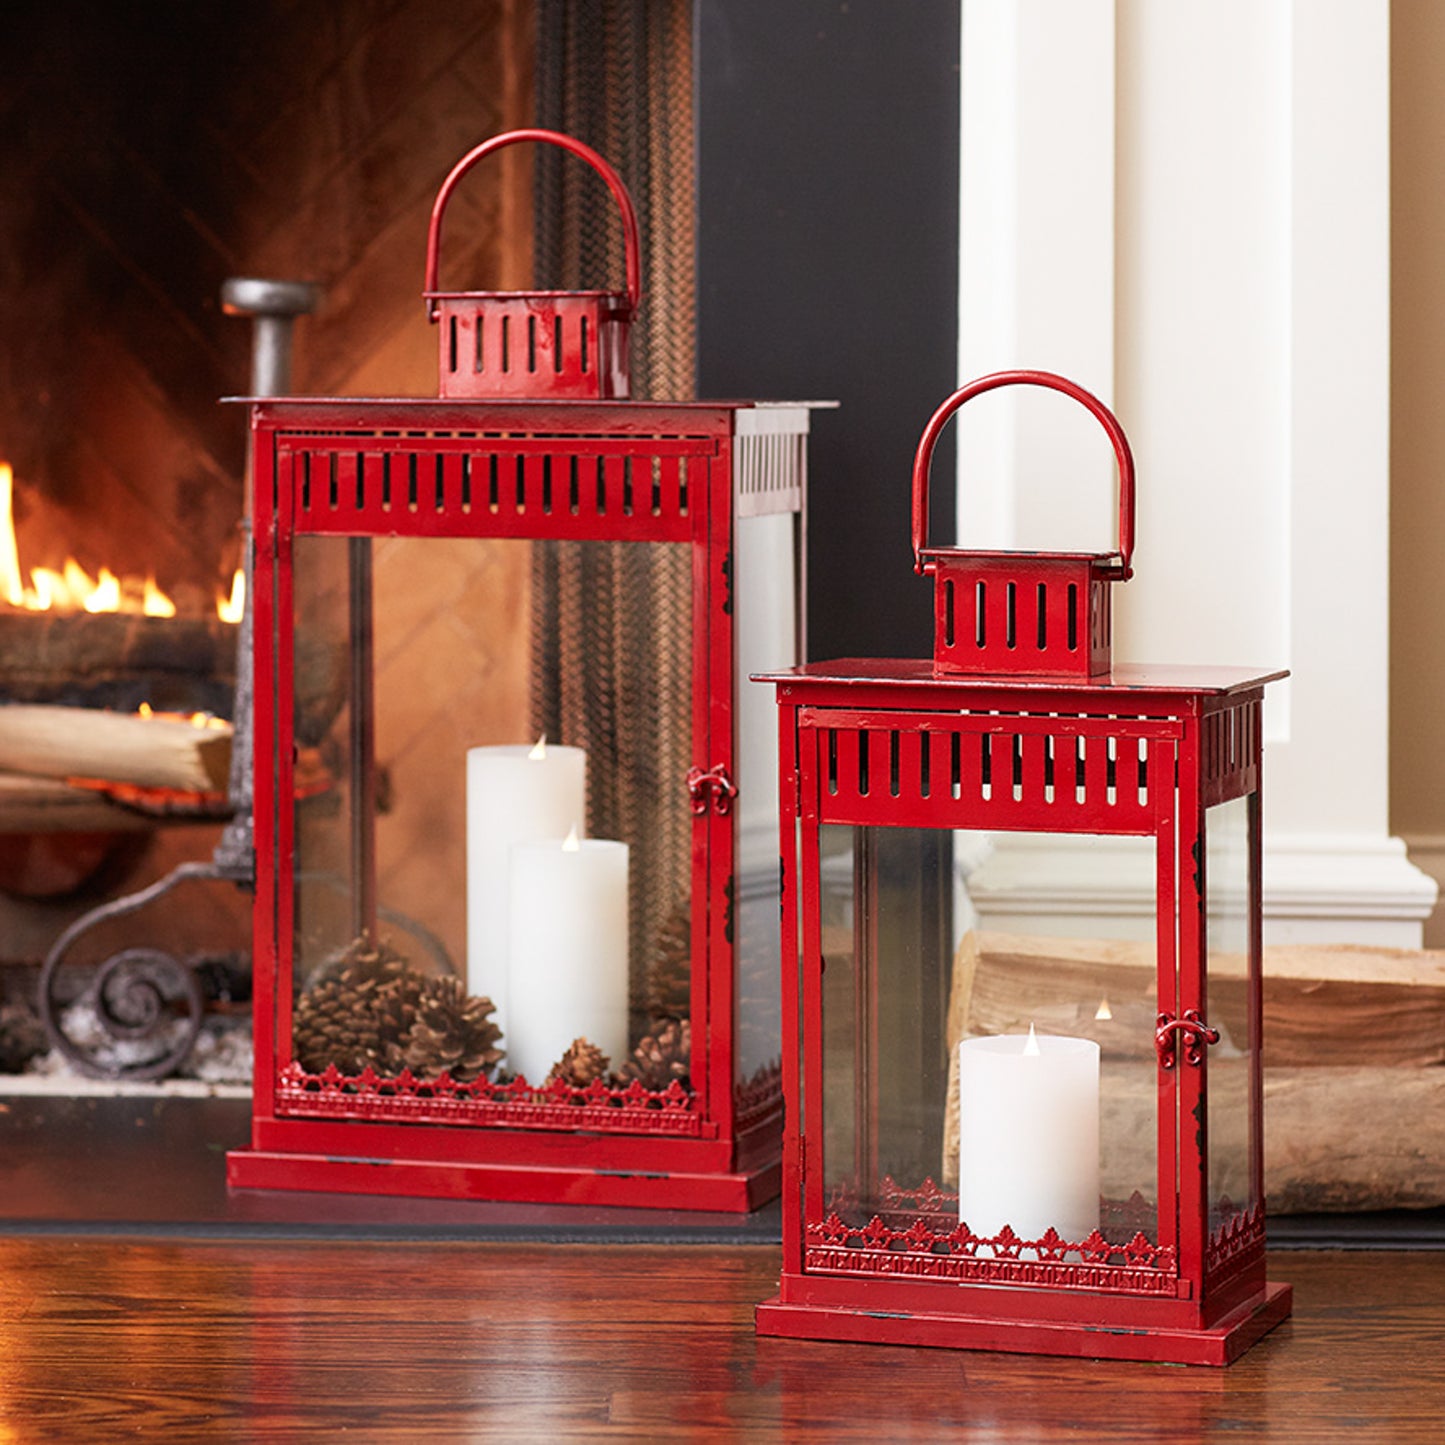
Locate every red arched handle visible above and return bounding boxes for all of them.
[911,369,1136,579]
[424,128,642,321]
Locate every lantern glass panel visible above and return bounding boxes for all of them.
[287,531,695,1091]
[1205,793,1256,1232]
[816,823,1161,1255]
[734,510,799,1089]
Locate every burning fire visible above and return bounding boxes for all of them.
[217,567,245,624]
[0,460,241,621]
[136,701,231,733]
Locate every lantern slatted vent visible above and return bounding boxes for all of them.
[938,570,1113,673]
[424,130,641,401]
[913,371,1135,679]
[441,298,628,398]
[735,410,808,518]
[1202,699,1262,806]
[804,708,1179,833]
[281,435,707,543]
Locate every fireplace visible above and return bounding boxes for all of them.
[0,1,537,1082]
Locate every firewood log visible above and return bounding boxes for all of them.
[0,704,230,795]
[941,930,1445,1212]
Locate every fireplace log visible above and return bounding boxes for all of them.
[947,930,1445,1069]
[0,613,236,714]
[943,1055,1445,1214]
[0,705,231,795]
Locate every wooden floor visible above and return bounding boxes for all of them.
[0,1242,1439,1440]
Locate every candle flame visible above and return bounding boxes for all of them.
[562,825,580,852]
[1023,1022,1041,1056]
[1095,997,1113,1022]
[528,735,547,761]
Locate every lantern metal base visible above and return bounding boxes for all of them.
[754,1280,1293,1366]
[227,1146,781,1214]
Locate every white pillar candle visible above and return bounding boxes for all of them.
[465,741,586,1021]
[957,1029,1100,1244]
[506,834,629,1085]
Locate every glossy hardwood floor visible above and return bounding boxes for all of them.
[0,1241,1438,1441]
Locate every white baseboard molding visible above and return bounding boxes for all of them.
[1396,834,1445,948]
[963,832,1440,948]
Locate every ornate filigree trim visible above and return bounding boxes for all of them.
[1207,1199,1266,1275]
[275,1061,704,1137]
[733,1058,783,1132]
[809,1177,1178,1296]
[804,1244,1180,1295]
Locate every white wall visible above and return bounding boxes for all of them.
[957,0,1435,945]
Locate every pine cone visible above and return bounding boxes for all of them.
[322,931,411,988]
[402,974,503,1083]
[292,980,381,1076]
[644,901,691,1022]
[368,970,427,1074]
[546,1037,611,1087]
[620,1017,691,1090]
[292,932,422,1076]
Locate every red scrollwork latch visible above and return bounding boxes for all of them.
[1155,1009,1221,1070]
[686,764,738,816]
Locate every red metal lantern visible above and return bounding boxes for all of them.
[755,371,1292,1362]
[226,133,810,1211]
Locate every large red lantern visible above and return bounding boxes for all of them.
[226,132,809,1211]
[755,371,1292,1361]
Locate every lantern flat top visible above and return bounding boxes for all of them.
[224,396,838,412]
[225,395,836,440]
[754,657,1288,697]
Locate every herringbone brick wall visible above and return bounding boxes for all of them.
[0,0,532,597]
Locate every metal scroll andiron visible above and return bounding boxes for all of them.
[35,279,319,1081]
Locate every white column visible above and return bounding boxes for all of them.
[958,0,1117,555]
[957,0,1435,946]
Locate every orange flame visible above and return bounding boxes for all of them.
[0,462,26,608]
[137,701,230,732]
[217,569,245,624]
[0,459,236,620]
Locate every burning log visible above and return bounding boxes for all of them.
[0,703,231,797]
[0,612,236,714]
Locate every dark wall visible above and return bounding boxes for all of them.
[694,1,960,660]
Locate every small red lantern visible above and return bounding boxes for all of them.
[755,371,1292,1362]
[424,128,640,401]
[226,132,810,1211]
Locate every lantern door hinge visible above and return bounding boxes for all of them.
[687,763,738,815]
[1155,1009,1221,1070]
